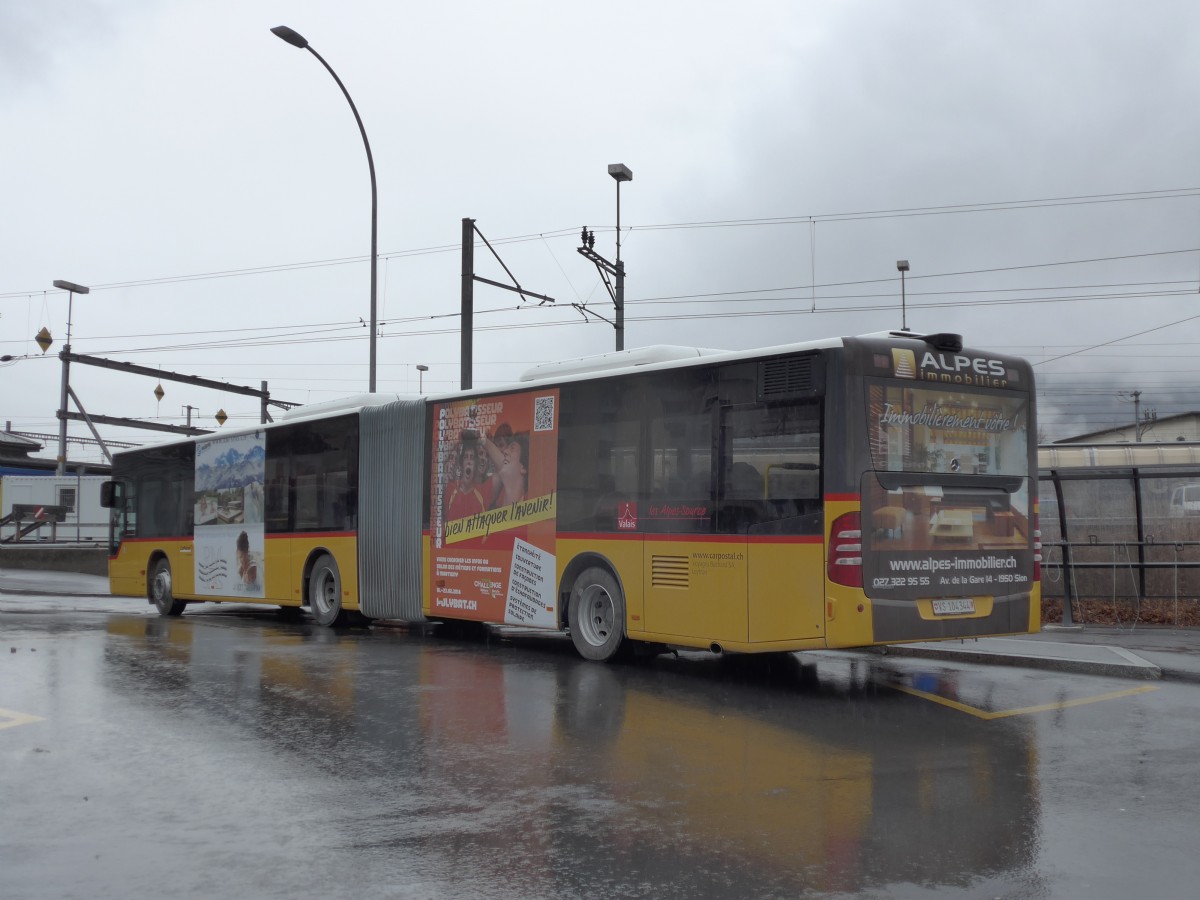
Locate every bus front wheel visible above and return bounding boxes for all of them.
[568,567,626,662]
[308,554,347,628]
[150,558,186,617]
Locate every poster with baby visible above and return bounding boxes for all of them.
[193,430,265,598]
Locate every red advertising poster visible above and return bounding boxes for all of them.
[430,388,560,626]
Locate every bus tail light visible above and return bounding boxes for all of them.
[828,511,863,588]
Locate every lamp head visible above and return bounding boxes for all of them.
[608,163,633,183]
[896,260,910,273]
[53,279,89,294]
[270,26,309,49]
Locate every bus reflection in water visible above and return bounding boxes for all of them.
[102,330,1040,661]
[104,616,1038,894]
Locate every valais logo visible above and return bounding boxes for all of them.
[892,348,917,379]
[617,502,638,530]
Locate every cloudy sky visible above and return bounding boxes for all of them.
[4,0,1200,463]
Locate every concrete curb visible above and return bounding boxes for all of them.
[1155,667,1200,685]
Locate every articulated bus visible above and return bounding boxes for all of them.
[102,330,1040,661]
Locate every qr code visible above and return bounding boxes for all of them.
[533,395,555,432]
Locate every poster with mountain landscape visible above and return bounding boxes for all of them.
[194,430,265,598]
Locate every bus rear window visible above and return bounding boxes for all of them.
[867,384,1030,478]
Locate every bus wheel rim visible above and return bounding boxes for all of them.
[313,568,335,614]
[579,584,614,647]
[153,567,171,602]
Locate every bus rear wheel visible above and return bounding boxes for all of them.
[150,558,186,617]
[568,566,626,662]
[308,554,347,628]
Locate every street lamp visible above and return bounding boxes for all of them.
[416,364,428,392]
[608,163,632,262]
[270,25,379,393]
[576,165,633,352]
[896,259,910,331]
[608,163,632,351]
[53,279,89,475]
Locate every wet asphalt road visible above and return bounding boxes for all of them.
[3,594,1200,899]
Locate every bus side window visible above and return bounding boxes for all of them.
[294,469,321,530]
[176,476,193,536]
[265,427,292,532]
[265,414,356,533]
[721,461,765,532]
[123,484,138,536]
[323,470,350,530]
[649,412,714,533]
[557,380,640,532]
[265,471,291,533]
[645,366,717,534]
[720,401,822,535]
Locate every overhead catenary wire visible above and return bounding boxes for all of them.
[5,278,1197,353]
[4,186,1200,301]
[14,286,1193,359]
[4,194,1199,370]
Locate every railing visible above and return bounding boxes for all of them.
[1039,462,1200,626]
[1040,538,1200,626]
[1,512,109,545]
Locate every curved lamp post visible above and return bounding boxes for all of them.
[271,25,379,392]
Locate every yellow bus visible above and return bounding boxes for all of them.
[102,330,1040,661]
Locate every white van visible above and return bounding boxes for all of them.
[1168,484,1200,517]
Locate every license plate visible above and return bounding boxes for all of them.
[932,598,976,616]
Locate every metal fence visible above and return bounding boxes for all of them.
[1039,462,1200,623]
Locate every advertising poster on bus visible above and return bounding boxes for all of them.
[193,430,266,599]
[429,389,560,627]
[864,381,1034,602]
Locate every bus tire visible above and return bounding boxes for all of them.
[568,566,626,662]
[150,558,186,617]
[308,554,347,628]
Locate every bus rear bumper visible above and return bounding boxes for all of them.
[871,591,1037,643]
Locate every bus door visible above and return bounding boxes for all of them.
[641,404,744,641]
[139,467,197,596]
[720,402,826,644]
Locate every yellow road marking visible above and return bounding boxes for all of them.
[889,683,1160,719]
[0,707,45,731]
